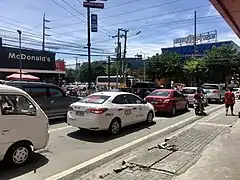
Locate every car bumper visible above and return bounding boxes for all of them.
[67,112,109,130]
[207,93,221,100]
[153,104,172,112]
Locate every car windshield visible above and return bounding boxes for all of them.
[202,85,219,89]
[182,89,196,94]
[149,91,170,96]
[79,95,110,104]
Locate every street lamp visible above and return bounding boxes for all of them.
[17,30,22,80]
[140,52,149,81]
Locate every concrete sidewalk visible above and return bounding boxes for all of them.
[174,117,240,180]
[73,104,240,180]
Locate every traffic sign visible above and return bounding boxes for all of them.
[91,14,98,32]
[83,1,104,9]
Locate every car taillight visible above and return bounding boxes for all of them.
[87,108,108,114]
[213,90,220,93]
[163,99,170,103]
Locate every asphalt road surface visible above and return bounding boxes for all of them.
[0,104,222,180]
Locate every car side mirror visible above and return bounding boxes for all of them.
[143,99,147,104]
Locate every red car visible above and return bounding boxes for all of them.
[145,89,189,116]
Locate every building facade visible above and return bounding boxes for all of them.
[0,38,65,84]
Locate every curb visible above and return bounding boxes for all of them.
[45,104,224,180]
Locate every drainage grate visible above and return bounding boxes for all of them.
[167,124,227,153]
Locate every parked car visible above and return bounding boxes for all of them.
[181,87,208,107]
[132,82,160,99]
[232,88,240,99]
[5,81,80,119]
[201,83,225,103]
[145,89,189,116]
[0,84,49,167]
[67,92,155,135]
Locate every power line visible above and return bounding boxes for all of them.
[101,0,181,20]
[106,4,212,27]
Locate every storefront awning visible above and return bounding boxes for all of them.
[0,68,66,74]
[210,0,240,38]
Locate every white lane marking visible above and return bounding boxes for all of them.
[45,104,225,180]
[49,126,71,133]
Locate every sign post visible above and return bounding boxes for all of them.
[91,14,98,32]
[83,0,105,92]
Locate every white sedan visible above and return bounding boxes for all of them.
[67,91,155,135]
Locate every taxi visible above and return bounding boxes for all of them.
[67,92,155,135]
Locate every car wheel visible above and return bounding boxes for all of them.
[4,142,32,167]
[171,105,176,117]
[217,97,222,104]
[146,111,154,124]
[205,99,208,106]
[108,118,121,135]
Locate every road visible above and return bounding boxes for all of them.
[0,104,221,180]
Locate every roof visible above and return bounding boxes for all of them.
[154,89,174,92]
[210,0,240,38]
[92,91,132,96]
[182,87,197,89]
[0,84,27,94]
[5,81,58,87]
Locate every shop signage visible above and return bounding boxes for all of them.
[91,14,98,32]
[83,1,104,9]
[173,30,217,45]
[0,46,56,70]
[55,61,65,71]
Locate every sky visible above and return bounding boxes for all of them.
[0,0,240,67]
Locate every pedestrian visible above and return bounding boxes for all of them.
[224,87,235,116]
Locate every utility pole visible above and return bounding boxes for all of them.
[116,28,121,88]
[17,30,22,80]
[42,13,50,51]
[122,29,128,83]
[87,0,91,90]
[108,56,111,91]
[194,11,197,57]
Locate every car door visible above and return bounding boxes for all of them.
[172,91,182,110]
[111,94,133,127]
[0,94,44,150]
[126,94,145,123]
[48,86,72,117]
[179,92,187,109]
[24,86,51,117]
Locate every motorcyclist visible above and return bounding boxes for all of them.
[194,87,204,111]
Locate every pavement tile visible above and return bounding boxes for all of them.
[167,124,227,153]
[128,149,172,167]
[151,151,195,174]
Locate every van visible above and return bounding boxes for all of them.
[5,81,80,120]
[0,84,49,166]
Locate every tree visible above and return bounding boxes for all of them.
[204,45,240,85]
[183,58,207,86]
[147,52,183,82]
[79,62,106,82]
[65,68,78,83]
[104,62,118,76]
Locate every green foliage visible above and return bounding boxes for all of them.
[78,62,106,82]
[104,62,118,76]
[65,68,78,83]
[147,52,183,80]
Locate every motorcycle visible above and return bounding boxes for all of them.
[194,99,204,115]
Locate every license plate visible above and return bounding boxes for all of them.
[76,111,84,116]
[151,101,158,104]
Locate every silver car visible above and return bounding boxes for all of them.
[182,87,208,107]
[233,88,240,99]
[202,83,225,103]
